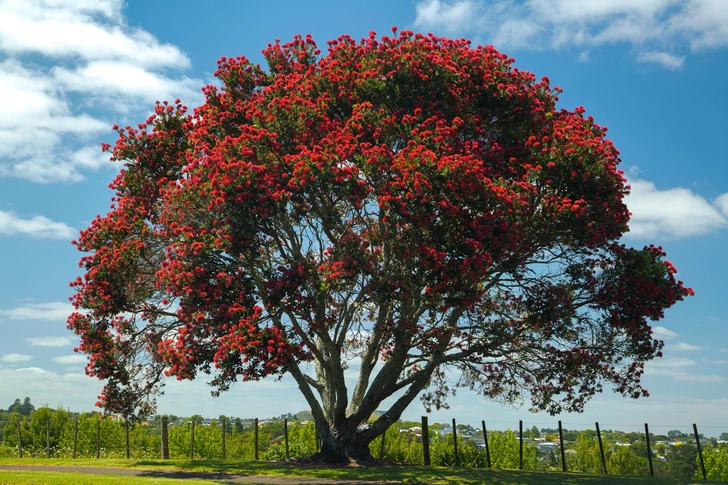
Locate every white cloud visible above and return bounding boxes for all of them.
[0,0,189,67]
[15,366,50,374]
[414,0,477,33]
[0,210,75,239]
[0,353,33,363]
[412,0,728,67]
[646,357,725,382]
[52,355,87,365]
[649,357,696,369]
[0,59,108,182]
[53,60,202,109]
[704,358,728,364]
[665,342,703,351]
[637,50,686,69]
[653,325,678,340]
[67,146,112,171]
[669,0,728,49]
[0,0,201,183]
[0,302,74,321]
[25,336,75,347]
[715,193,728,216]
[624,176,728,239]
[673,373,724,383]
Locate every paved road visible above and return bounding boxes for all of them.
[0,465,429,484]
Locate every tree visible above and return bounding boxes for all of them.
[702,444,728,481]
[608,445,649,476]
[719,433,728,441]
[668,430,688,439]
[7,397,34,416]
[666,444,698,480]
[68,30,692,463]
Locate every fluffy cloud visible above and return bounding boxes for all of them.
[637,50,686,69]
[0,0,202,183]
[665,342,703,351]
[25,336,76,347]
[652,325,679,340]
[0,353,33,363]
[0,210,75,239]
[0,0,189,67]
[0,301,74,321]
[51,355,88,365]
[413,0,728,67]
[715,193,728,216]
[53,60,201,110]
[624,175,728,239]
[646,357,724,382]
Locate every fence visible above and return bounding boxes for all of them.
[1,412,727,482]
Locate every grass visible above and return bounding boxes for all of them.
[0,458,722,485]
[0,470,222,485]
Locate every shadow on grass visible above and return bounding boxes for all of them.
[129,460,718,485]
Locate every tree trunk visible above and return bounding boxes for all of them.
[310,421,375,464]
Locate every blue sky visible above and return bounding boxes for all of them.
[0,0,727,435]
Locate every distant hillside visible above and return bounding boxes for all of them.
[294,410,313,421]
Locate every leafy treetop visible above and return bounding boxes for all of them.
[69,29,691,461]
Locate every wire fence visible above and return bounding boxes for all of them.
[1,413,727,482]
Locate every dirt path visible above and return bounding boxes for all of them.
[0,465,428,484]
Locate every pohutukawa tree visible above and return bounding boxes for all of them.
[69,29,692,463]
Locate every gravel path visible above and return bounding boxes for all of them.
[0,465,428,484]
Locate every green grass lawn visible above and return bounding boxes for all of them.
[0,470,221,485]
[0,458,721,485]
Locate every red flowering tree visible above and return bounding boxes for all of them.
[69,30,692,463]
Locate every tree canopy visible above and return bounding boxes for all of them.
[7,397,35,416]
[69,30,692,462]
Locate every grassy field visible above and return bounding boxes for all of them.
[0,470,221,485]
[0,458,722,485]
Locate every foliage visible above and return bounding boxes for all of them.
[665,444,698,480]
[567,431,604,474]
[7,398,35,417]
[701,444,728,481]
[608,446,649,476]
[68,29,692,461]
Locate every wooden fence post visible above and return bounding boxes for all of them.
[482,420,491,468]
[221,417,226,460]
[284,418,289,460]
[422,416,431,466]
[644,423,654,477]
[595,422,607,474]
[519,420,523,470]
[46,420,51,458]
[96,418,101,459]
[125,419,130,459]
[452,418,459,466]
[161,416,169,460]
[694,423,707,481]
[558,420,566,472]
[73,419,78,459]
[16,420,22,458]
[254,418,259,461]
[190,420,195,460]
